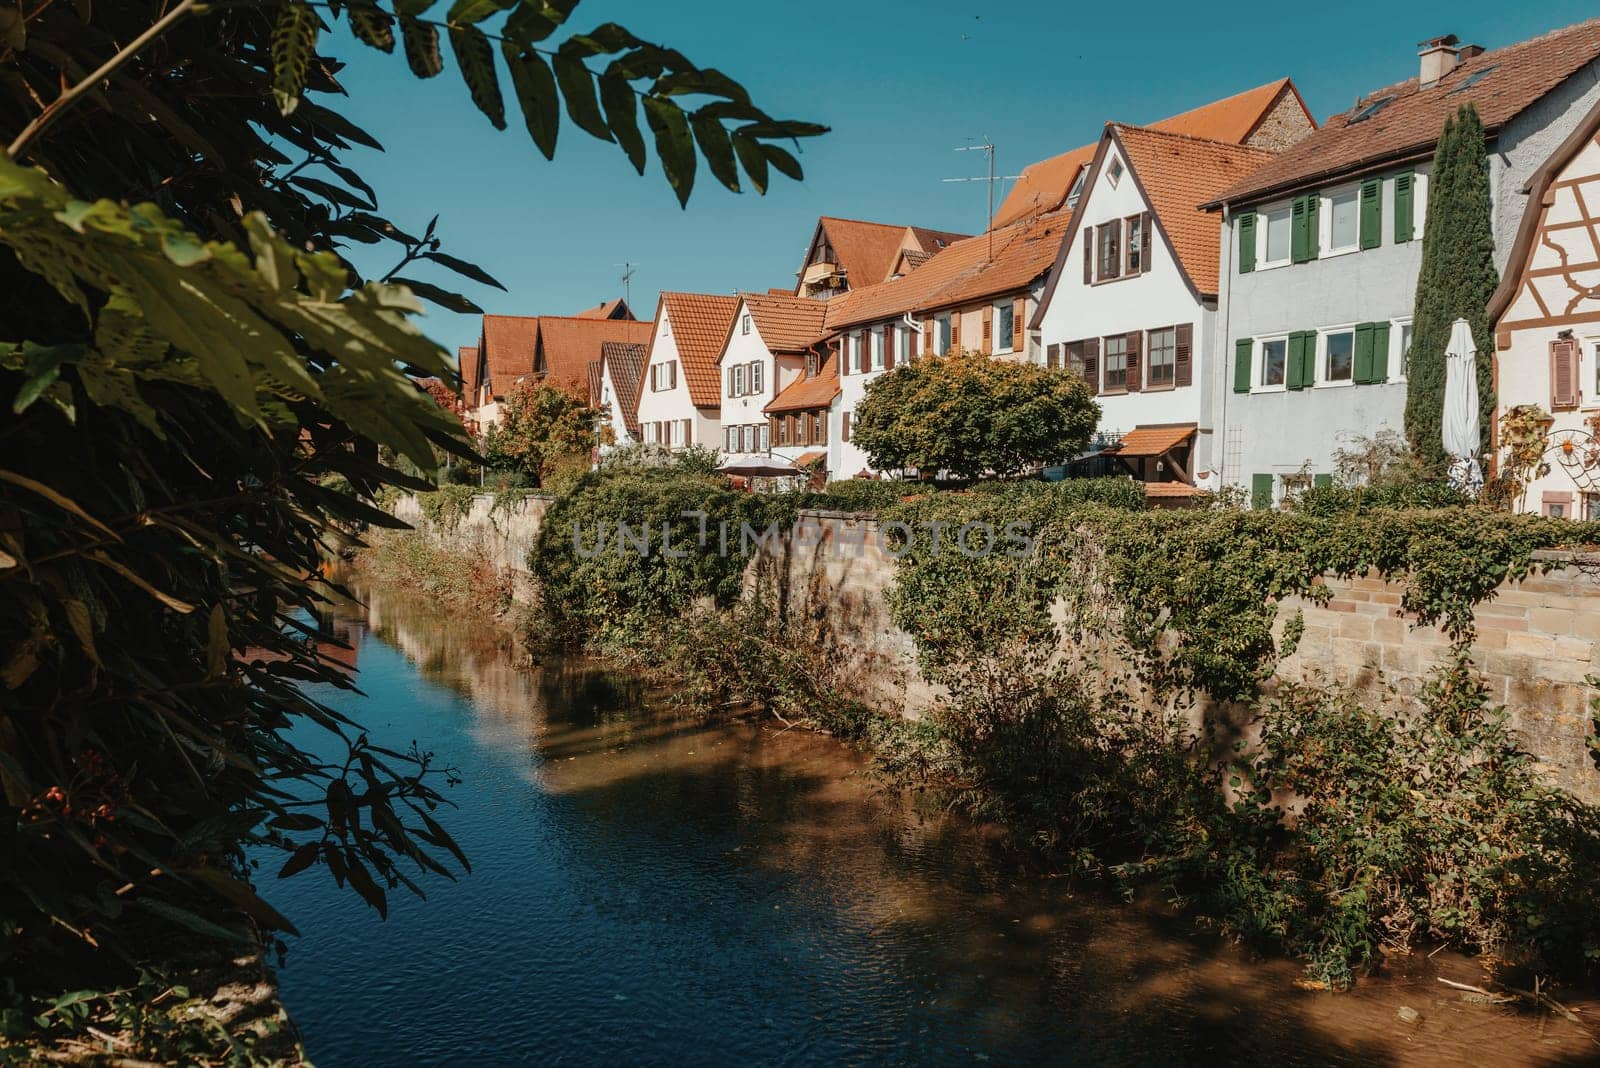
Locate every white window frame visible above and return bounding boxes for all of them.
[741,314,751,336]
[899,323,913,363]
[871,327,885,371]
[1582,336,1600,410]
[994,302,1014,353]
[1107,155,1124,189]
[732,364,746,397]
[1254,335,1289,393]
[1259,203,1293,269]
[1319,326,1357,387]
[1146,326,1177,389]
[849,334,862,374]
[937,314,952,356]
[1322,184,1361,256]
[750,361,763,395]
[1393,318,1413,383]
[759,424,770,452]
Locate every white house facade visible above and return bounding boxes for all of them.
[635,292,739,451]
[715,293,824,456]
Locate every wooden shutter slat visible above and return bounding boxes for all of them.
[1285,333,1304,390]
[1175,323,1193,387]
[1238,212,1257,274]
[923,319,933,357]
[1234,339,1253,393]
[1553,336,1581,410]
[1371,322,1391,382]
[1251,473,1274,511]
[982,306,993,354]
[1353,322,1376,384]
[1083,227,1094,284]
[1140,211,1153,274]
[1125,330,1142,392]
[1291,196,1309,263]
[951,313,961,353]
[1084,337,1100,394]
[1394,172,1415,244]
[1012,299,1025,351]
[885,325,896,370]
[1360,177,1383,250]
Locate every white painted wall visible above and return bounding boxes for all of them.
[635,310,719,449]
[596,359,634,450]
[1036,143,1216,474]
[717,302,804,454]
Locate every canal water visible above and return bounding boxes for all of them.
[264,590,1600,1066]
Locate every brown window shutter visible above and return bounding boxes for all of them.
[951,314,961,353]
[1126,331,1142,392]
[923,319,933,356]
[1012,299,1025,351]
[1552,336,1581,410]
[1084,337,1100,393]
[842,410,851,441]
[1047,343,1060,370]
[885,325,896,370]
[1083,227,1094,284]
[1174,323,1193,387]
[1141,211,1153,273]
[982,306,993,353]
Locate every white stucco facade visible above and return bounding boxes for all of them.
[636,310,719,450]
[596,359,634,450]
[1036,140,1215,479]
[717,302,805,456]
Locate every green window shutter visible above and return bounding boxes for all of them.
[1353,322,1376,383]
[1314,473,1333,488]
[1302,331,1319,386]
[1286,332,1306,390]
[1359,177,1383,249]
[1370,321,1391,382]
[1393,172,1415,243]
[1290,196,1309,263]
[1252,473,1274,511]
[1238,212,1256,273]
[1234,338,1253,393]
[1306,194,1320,260]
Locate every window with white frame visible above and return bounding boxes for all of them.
[1103,335,1129,391]
[937,314,952,356]
[871,327,885,371]
[731,364,746,396]
[1126,215,1143,274]
[1326,187,1359,253]
[759,424,770,451]
[898,324,912,363]
[1396,320,1414,380]
[1260,337,1288,388]
[1147,327,1176,387]
[1262,205,1292,266]
[995,302,1014,351]
[1098,220,1122,280]
[1323,330,1355,383]
[1066,168,1088,208]
[848,334,861,374]
[750,361,763,394]
[741,314,751,335]
[1107,156,1124,188]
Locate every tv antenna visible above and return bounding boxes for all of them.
[613,262,638,308]
[943,138,1021,258]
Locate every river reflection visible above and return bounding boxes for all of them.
[264,589,1600,1067]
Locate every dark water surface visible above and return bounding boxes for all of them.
[264,591,1600,1067]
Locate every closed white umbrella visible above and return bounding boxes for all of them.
[1442,317,1483,491]
[715,453,802,478]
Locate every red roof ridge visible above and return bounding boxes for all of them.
[1110,122,1279,156]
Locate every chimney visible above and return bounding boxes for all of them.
[1418,34,1461,86]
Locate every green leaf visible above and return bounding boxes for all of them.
[762,142,803,182]
[399,15,444,78]
[392,0,439,14]
[347,1,395,51]
[206,603,229,678]
[570,22,640,53]
[504,42,559,159]
[643,97,695,207]
[271,1,320,117]
[277,842,321,878]
[599,71,645,174]
[690,109,739,193]
[553,41,612,141]
[502,1,565,44]
[132,899,255,946]
[654,67,751,102]
[732,132,768,195]
[390,276,484,314]
[449,23,505,129]
[423,249,506,290]
[447,0,515,23]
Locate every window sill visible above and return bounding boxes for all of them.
[1251,385,1288,394]
[1099,387,1130,397]
[1318,378,1355,389]
[1090,273,1141,287]
[1143,379,1177,393]
[1322,244,1359,259]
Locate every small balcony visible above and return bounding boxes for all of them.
[802,260,845,289]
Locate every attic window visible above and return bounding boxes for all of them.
[1448,65,1498,94]
[1066,169,1088,208]
[1107,157,1124,188]
[1348,95,1396,124]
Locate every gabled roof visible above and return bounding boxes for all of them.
[1112,126,1275,297]
[821,209,1074,333]
[734,292,828,356]
[1103,422,1198,458]
[586,360,603,409]
[458,345,480,401]
[536,316,654,399]
[599,340,647,437]
[655,292,740,409]
[1211,18,1600,207]
[993,78,1308,229]
[800,217,972,292]
[574,297,633,320]
[480,315,541,396]
[764,354,840,413]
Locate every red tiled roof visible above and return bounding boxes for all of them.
[993,78,1305,229]
[1104,423,1198,457]
[586,360,602,408]
[599,341,646,437]
[795,450,828,467]
[805,217,974,291]
[1111,126,1275,297]
[458,345,480,401]
[1212,19,1600,206]
[764,353,840,413]
[537,316,654,399]
[737,292,828,355]
[480,315,540,397]
[1144,482,1202,498]
[657,292,740,409]
[574,297,633,320]
[822,209,1074,333]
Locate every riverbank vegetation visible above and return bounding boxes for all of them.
[493,465,1600,989]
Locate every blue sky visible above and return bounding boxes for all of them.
[321,1,1597,354]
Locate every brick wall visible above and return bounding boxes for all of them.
[1244,88,1317,152]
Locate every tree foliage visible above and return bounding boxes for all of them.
[850,351,1100,480]
[1405,104,1499,471]
[482,380,598,484]
[0,0,823,1016]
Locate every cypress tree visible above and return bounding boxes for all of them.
[1405,104,1500,471]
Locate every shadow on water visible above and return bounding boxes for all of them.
[263,586,1600,1067]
